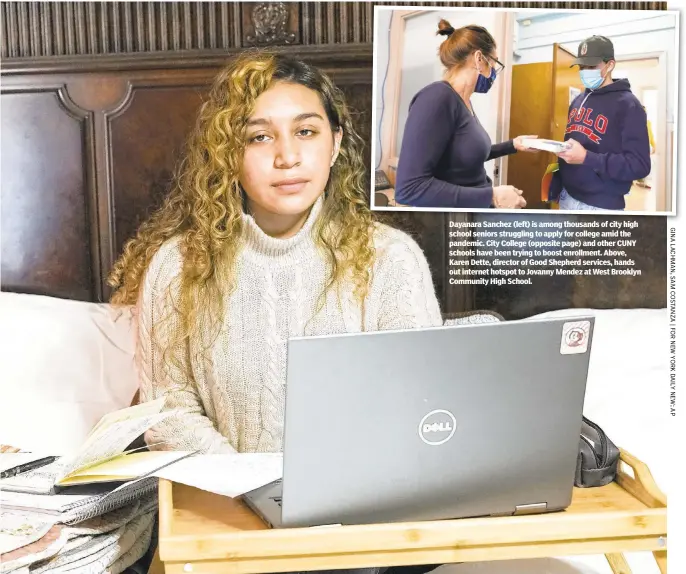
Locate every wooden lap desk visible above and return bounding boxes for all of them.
[152,450,667,574]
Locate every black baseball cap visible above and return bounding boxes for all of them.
[570,36,615,67]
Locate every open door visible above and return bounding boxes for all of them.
[506,44,583,209]
[548,44,584,209]
[506,62,553,209]
[551,44,582,141]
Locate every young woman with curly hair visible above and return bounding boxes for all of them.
[108,52,442,457]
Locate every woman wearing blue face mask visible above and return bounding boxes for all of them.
[552,35,651,211]
[394,19,540,209]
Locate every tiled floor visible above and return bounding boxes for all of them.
[625,181,656,212]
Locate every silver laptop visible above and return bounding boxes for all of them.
[242,316,595,528]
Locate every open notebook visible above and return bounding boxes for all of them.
[0,398,193,495]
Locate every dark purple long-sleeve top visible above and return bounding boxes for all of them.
[394,81,517,208]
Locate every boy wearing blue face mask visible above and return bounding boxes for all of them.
[552,35,651,211]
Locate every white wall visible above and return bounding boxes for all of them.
[394,10,502,180]
[374,9,392,169]
[513,11,678,125]
[614,60,660,139]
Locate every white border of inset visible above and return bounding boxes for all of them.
[370,5,681,216]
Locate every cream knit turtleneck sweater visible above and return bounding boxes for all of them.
[138,197,443,453]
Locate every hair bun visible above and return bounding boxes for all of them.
[437,19,455,37]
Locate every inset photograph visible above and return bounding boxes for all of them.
[372,7,679,214]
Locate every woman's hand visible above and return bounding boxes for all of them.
[493,185,526,209]
[513,135,540,153]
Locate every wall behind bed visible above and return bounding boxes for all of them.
[0,1,668,319]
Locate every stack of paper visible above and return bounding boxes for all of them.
[0,398,285,571]
[0,398,188,566]
[1,496,157,573]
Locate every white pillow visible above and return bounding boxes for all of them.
[524,307,668,490]
[0,292,139,455]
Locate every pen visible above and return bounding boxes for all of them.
[0,456,58,479]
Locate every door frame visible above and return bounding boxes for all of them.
[494,11,516,186]
[550,43,579,141]
[377,9,424,178]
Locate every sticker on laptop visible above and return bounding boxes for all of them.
[560,321,591,355]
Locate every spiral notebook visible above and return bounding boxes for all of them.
[0,476,159,524]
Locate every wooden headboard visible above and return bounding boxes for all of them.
[0,1,667,319]
[0,45,375,302]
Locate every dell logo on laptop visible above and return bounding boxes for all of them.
[418,410,457,446]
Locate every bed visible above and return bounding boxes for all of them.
[0,292,667,573]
